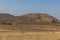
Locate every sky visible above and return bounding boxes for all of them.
[0,0,60,19]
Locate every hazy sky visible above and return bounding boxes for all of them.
[0,0,60,19]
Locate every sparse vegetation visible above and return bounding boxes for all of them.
[0,21,12,25]
[0,13,60,40]
[0,21,7,25]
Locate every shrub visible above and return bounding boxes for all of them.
[7,23,12,25]
[0,21,7,25]
[0,21,12,25]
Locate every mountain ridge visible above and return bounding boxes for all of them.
[0,13,58,23]
[0,13,60,32]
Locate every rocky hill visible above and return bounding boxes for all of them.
[13,13,58,25]
[0,13,59,25]
[0,13,60,32]
[0,13,14,20]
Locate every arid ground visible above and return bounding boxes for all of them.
[0,13,60,40]
[0,25,60,40]
[0,31,60,40]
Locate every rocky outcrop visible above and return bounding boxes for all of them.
[0,13,58,25]
[16,13,58,23]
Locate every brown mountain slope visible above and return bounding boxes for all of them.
[0,13,60,32]
[0,13,58,22]
[0,13,59,25]
[0,13,14,20]
[14,13,58,25]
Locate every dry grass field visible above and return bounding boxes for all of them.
[0,25,60,40]
[0,13,60,40]
[0,31,60,40]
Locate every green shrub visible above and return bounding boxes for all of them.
[0,21,7,25]
[7,23,12,25]
[0,21,12,25]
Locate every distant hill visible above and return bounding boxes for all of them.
[13,13,58,25]
[0,13,59,24]
[0,13,14,20]
[0,13,60,32]
[0,13,58,22]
